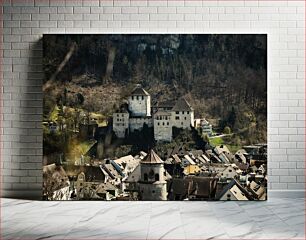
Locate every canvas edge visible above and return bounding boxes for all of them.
[1,190,304,200]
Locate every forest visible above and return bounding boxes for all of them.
[43,34,267,160]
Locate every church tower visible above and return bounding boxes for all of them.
[128,84,151,117]
[139,150,168,200]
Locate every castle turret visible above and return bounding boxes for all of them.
[153,111,172,142]
[128,84,151,117]
[139,150,168,200]
[112,111,129,138]
[171,97,194,129]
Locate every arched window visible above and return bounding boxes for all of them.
[155,173,160,181]
[144,173,148,182]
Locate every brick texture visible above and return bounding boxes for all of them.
[0,0,305,197]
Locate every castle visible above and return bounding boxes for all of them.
[112,85,194,142]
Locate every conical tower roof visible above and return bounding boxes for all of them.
[141,149,163,164]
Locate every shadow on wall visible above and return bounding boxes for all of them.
[2,38,44,200]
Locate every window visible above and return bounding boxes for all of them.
[117,119,119,122]
[117,114,119,117]
[122,114,124,117]
[142,96,144,100]
[182,111,184,114]
[132,96,134,100]
[181,122,183,125]
[158,122,160,126]
[187,111,189,114]
[144,173,148,182]
[184,117,187,120]
[176,111,179,114]
[137,96,139,100]
[162,122,164,126]
[227,194,231,200]
[167,122,169,126]
[155,173,159,181]
[229,169,232,172]
[175,116,179,120]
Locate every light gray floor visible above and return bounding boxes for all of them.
[2,198,305,239]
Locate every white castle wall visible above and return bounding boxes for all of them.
[171,110,194,130]
[113,112,129,138]
[129,117,153,132]
[139,182,167,201]
[128,95,151,117]
[153,113,172,142]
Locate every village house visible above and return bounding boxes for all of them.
[170,176,218,200]
[43,164,70,200]
[219,165,238,180]
[74,166,108,199]
[112,85,195,142]
[183,165,202,175]
[96,182,121,200]
[217,179,253,201]
[181,154,196,167]
[248,181,267,200]
[194,118,213,136]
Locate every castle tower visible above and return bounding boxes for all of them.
[153,111,172,142]
[128,84,151,117]
[139,150,168,200]
[171,97,194,129]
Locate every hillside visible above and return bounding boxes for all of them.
[43,34,267,144]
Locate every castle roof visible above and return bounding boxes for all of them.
[172,97,194,111]
[154,110,171,116]
[157,100,175,108]
[131,85,150,96]
[141,149,164,164]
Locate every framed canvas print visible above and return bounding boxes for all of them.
[43,34,267,201]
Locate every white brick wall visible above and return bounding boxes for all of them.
[1,0,305,198]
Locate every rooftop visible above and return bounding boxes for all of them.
[172,97,194,111]
[131,85,150,96]
[141,149,164,164]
